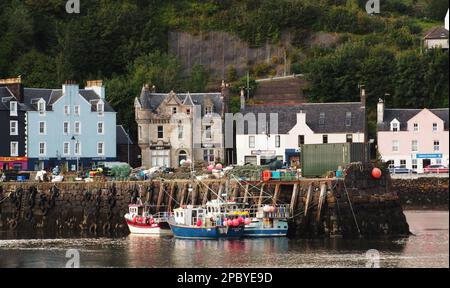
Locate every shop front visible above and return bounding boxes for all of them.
[0,157,28,171]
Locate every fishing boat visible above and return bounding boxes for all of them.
[169,200,245,239]
[243,204,290,237]
[124,203,172,235]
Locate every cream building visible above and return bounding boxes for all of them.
[135,85,227,168]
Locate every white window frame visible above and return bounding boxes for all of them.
[391,121,399,132]
[75,142,81,156]
[205,125,212,140]
[64,105,70,115]
[157,126,164,139]
[392,140,399,152]
[411,140,418,152]
[249,136,255,148]
[10,141,18,157]
[178,123,183,139]
[38,100,46,115]
[39,142,46,156]
[63,142,70,155]
[275,135,281,148]
[97,142,105,156]
[413,123,419,132]
[10,120,18,135]
[433,140,440,151]
[97,121,104,135]
[63,121,70,135]
[412,159,418,170]
[39,121,46,135]
[97,102,104,116]
[138,125,142,140]
[74,105,80,116]
[432,123,438,132]
[10,101,18,116]
[74,121,81,135]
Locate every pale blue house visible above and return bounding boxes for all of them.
[25,80,116,171]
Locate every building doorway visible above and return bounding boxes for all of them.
[178,150,187,166]
[422,159,431,169]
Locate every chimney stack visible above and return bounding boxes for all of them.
[240,88,245,110]
[85,80,105,99]
[360,85,366,108]
[0,76,24,102]
[377,98,385,124]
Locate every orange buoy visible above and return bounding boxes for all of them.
[262,170,272,181]
[372,168,382,179]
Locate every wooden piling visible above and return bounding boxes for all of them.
[272,184,280,205]
[167,182,176,212]
[243,184,249,204]
[156,182,164,212]
[202,183,210,205]
[316,183,327,222]
[290,183,298,215]
[304,183,313,217]
[258,183,265,206]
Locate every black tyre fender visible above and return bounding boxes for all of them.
[102,222,111,233]
[89,223,97,234]
[9,219,18,230]
[25,210,33,222]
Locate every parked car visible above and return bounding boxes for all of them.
[424,164,449,174]
[388,167,417,174]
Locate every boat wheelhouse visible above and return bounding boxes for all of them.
[124,203,172,235]
[243,204,290,237]
[169,203,245,239]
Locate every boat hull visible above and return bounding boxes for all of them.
[169,223,244,239]
[243,227,288,237]
[126,220,172,235]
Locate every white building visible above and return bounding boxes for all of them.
[235,92,367,166]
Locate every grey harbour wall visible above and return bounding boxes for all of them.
[0,164,417,239]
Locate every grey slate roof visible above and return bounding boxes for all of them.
[424,26,449,39]
[238,102,366,134]
[0,87,30,111]
[22,88,114,112]
[116,125,133,145]
[378,108,449,131]
[138,91,223,115]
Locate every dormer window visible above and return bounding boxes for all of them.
[345,112,352,127]
[10,101,17,116]
[390,119,400,132]
[172,107,177,114]
[38,100,46,115]
[319,113,325,125]
[205,106,213,115]
[97,101,104,116]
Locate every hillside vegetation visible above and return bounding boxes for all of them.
[0,0,448,138]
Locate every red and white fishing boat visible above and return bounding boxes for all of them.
[124,203,173,235]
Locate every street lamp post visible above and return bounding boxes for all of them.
[71,136,79,172]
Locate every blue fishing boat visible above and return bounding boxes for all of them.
[169,201,245,239]
[243,204,290,237]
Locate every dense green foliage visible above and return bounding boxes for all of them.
[0,0,448,140]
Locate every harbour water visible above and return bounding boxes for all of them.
[0,210,448,268]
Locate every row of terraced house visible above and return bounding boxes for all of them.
[1,76,448,173]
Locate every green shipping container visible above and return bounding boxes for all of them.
[300,143,370,178]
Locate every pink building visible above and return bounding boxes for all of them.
[377,99,449,173]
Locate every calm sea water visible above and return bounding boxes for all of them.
[0,210,448,268]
